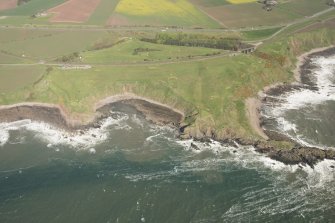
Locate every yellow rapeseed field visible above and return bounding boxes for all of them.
[115,0,200,16]
[227,0,257,4]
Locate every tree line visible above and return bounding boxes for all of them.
[141,33,250,51]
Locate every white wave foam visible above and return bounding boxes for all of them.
[263,55,335,148]
[177,139,335,181]
[146,133,161,142]
[0,112,129,150]
[302,159,335,188]
[275,56,335,113]
[0,128,10,147]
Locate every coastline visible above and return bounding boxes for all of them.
[251,45,335,167]
[259,45,335,142]
[245,98,269,140]
[0,93,185,131]
[1,47,335,167]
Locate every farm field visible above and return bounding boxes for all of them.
[241,27,282,41]
[86,0,120,25]
[0,0,66,16]
[109,0,220,28]
[193,0,331,28]
[0,51,31,64]
[0,0,331,28]
[0,65,45,94]
[0,29,114,60]
[80,39,224,64]
[277,0,330,17]
[0,0,16,11]
[227,0,257,4]
[48,0,101,23]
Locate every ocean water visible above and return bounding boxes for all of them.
[262,54,335,148]
[0,111,335,222]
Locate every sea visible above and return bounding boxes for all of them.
[0,53,335,222]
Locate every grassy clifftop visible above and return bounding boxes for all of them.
[1,28,334,141]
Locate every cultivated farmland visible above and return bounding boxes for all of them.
[0,0,66,16]
[86,0,120,25]
[0,0,17,11]
[192,0,331,28]
[0,65,45,93]
[109,0,220,28]
[0,29,112,60]
[48,0,102,23]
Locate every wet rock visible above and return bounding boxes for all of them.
[268,147,329,168]
[191,143,200,150]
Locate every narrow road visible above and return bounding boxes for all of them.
[0,51,238,67]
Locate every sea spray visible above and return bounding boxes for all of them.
[0,112,130,149]
[262,54,335,148]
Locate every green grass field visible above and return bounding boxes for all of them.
[0,65,45,94]
[194,0,331,28]
[80,39,223,64]
[86,0,120,25]
[241,27,282,41]
[190,0,230,7]
[277,0,329,17]
[0,29,112,60]
[110,0,220,28]
[0,0,66,16]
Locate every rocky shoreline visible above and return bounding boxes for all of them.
[0,94,184,132]
[1,47,335,167]
[182,46,335,167]
[255,46,335,167]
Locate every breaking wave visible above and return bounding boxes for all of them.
[0,112,130,150]
[262,54,335,148]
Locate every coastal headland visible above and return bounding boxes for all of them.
[1,44,335,168]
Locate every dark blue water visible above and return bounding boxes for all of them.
[0,113,335,222]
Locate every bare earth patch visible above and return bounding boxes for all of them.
[245,98,268,140]
[0,0,17,11]
[48,0,101,23]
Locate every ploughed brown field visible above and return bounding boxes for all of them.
[0,0,17,11]
[48,0,101,23]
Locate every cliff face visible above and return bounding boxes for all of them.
[0,104,69,129]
